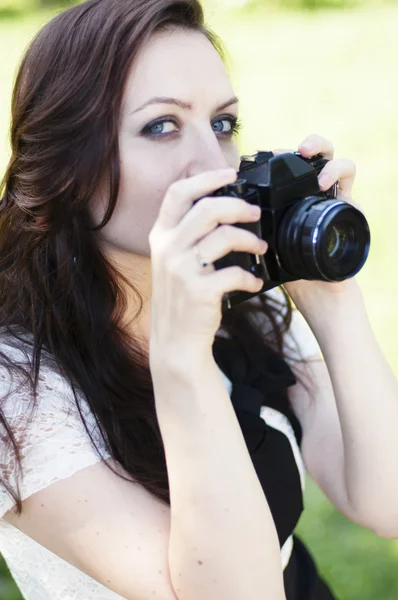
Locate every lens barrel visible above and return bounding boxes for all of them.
[276,198,371,281]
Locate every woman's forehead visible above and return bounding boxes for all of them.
[123,29,234,113]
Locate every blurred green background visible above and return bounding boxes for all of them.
[1,0,398,598]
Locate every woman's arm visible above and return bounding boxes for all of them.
[287,278,398,539]
[151,352,286,600]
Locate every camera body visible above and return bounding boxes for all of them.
[204,151,370,310]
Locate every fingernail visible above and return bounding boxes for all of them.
[300,143,315,154]
[259,239,268,251]
[250,205,262,217]
[318,174,332,189]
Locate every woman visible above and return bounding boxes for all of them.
[0,1,397,599]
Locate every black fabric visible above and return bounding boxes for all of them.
[286,536,339,600]
[212,334,336,600]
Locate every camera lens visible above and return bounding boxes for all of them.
[326,221,356,264]
[326,223,347,260]
[276,198,370,281]
[327,225,340,258]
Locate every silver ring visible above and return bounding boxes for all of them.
[193,244,212,269]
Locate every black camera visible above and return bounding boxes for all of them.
[202,151,371,310]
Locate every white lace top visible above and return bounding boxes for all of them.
[0,291,320,600]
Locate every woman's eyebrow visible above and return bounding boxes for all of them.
[130,96,239,115]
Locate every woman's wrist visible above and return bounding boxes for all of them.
[150,343,219,384]
[286,278,363,329]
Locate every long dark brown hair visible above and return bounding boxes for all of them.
[0,0,300,517]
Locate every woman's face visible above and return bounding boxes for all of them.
[90,27,241,260]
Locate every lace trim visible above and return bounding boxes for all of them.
[0,340,111,519]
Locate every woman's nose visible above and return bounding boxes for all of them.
[185,130,232,177]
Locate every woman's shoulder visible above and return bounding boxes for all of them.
[0,326,90,421]
[0,327,111,519]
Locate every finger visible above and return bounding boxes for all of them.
[317,157,356,199]
[298,134,334,160]
[155,168,237,231]
[343,198,364,215]
[174,195,262,251]
[192,225,268,274]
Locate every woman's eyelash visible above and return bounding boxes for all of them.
[140,116,243,139]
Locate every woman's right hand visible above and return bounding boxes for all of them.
[149,168,268,364]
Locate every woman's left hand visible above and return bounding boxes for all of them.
[273,133,365,315]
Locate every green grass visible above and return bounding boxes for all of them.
[1,2,398,599]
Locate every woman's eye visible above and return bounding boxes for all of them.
[212,119,234,134]
[141,116,242,140]
[213,117,243,137]
[147,120,177,136]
